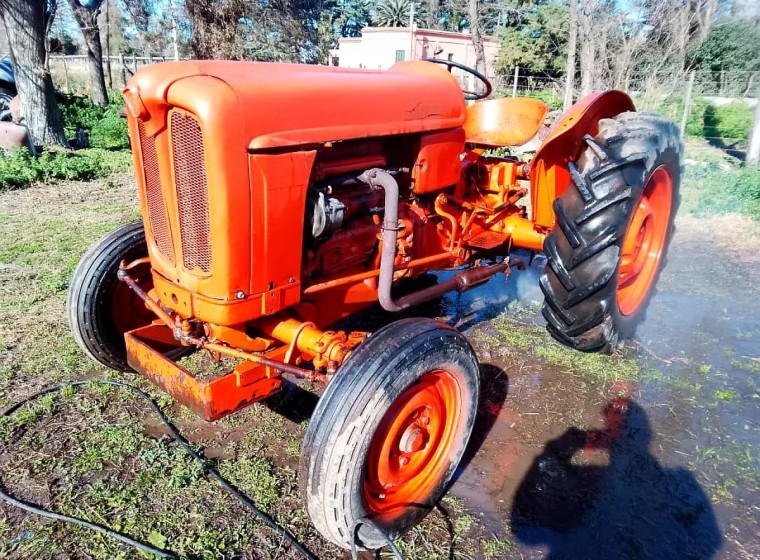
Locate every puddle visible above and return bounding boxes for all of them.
[390,225,760,559]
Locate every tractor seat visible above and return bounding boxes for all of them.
[464,97,549,148]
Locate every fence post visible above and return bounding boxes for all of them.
[512,66,519,98]
[680,71,695,138]
[119,53,126,87]
[748,98,760,165]
[61,55,70,93]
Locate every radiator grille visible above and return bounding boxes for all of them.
[138,120,174,264]
[171,111,211,274]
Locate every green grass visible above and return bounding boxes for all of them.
[681,146,760,220]
[486,310,641,384]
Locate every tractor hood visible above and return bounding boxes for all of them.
[124,60,467,150]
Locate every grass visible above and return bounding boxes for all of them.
[0,148,132,191]
[681,142,760,221]
[481,305,640,385]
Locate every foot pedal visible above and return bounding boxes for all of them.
[465,230,510,250]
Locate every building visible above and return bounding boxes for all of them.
[331,27,500,78]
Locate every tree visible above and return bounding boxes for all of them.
[185,0,245,59]
[373,0,426,27]
[495,2,568,75]
[0,0,68,145]
[563,0,577,110]
[333,0,373,37]
[426,0,440,28]
[66,0,109,105]
[687,20,760,73]
[687,20,760,95]
[468,0,485,72]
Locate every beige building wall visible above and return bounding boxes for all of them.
[332,27,500,78]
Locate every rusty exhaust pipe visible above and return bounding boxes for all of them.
[358,168,519,313]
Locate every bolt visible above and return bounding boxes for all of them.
[288,277,295,283]
[235,290,245,299]
[399,456,409,467]
[419,416,430,426]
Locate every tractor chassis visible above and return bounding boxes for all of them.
[117,252,520,421]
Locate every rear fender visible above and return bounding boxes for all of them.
[529,90,635,230]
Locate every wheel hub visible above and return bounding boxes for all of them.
[363,370,462,514]
[399,424,428,454]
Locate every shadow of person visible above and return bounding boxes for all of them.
[510,399,722,560]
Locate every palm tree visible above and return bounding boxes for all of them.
[373,0,426,27]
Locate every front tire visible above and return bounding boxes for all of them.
[299,318,480,550]
[67,221,157,371]
[541,112,682,352]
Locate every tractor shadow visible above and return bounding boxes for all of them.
[261,379,320,423]
[509,398,722,560]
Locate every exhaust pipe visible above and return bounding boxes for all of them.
[358,168,518,313]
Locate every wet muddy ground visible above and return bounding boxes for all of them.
[442,215,760,559]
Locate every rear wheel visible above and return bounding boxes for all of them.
[300,318,480,550]
[67,221,157,371]
[541,112,682,352]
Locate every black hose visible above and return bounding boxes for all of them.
[350,517,403,560]
[0,380,318,560]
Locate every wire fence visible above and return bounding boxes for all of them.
[46,54,759,161]
[488,69,760,160]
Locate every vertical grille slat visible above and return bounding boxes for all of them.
[138,120,174,264]
[171,112,211,274]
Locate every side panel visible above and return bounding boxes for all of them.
[249,151,316,312]
[411,128,466,194]
[529,90,636,229]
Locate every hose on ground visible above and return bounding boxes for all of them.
[351,517,403,560]
[0,379,318,560]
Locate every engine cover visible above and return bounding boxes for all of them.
[124,60,466,326]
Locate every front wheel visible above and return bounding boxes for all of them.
[299,318,480,550]
[541,112,682,352]
[67,221,158,371]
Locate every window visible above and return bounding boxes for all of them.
[395,50,405,62]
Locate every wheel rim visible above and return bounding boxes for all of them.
[617,165,673,316]
[363,370,462,516]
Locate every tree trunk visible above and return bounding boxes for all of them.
[579,0,595,96]
[105,0,113,89]
[67,0,109,106]
[563,0,578,111]
[468,0,486,74]
[0,0,68,146]
[427,0,439,29]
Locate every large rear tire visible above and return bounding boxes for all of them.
[299,318,480,550]
[67,221,157,371]
[541,112,682,352]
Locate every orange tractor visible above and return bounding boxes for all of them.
[68,59,681,550]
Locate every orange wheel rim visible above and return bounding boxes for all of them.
[363,370,462,517]
[617,165,673,316]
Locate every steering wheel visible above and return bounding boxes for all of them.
[424,58,493,100]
